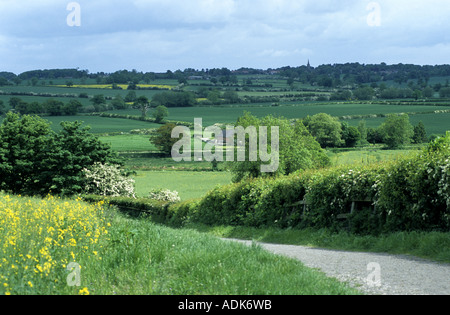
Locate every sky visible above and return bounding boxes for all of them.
[0,0,449,74]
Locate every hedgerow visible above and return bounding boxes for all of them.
[84,132,450,235]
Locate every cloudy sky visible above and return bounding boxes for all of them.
[0,0,449,74]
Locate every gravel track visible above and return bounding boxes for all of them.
[224,239,450,295]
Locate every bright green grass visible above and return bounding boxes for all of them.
[328,149,414,166]
[110,102,450,127]
[0,194,361,295]
[346,112,450,136]
[84,210,361,295]
[99,134,156,152]
[43,116,160,134]
[132,171,233,200]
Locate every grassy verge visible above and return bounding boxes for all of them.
[189,224,450,264]
[87,211,361,295]
[0,194,361,295]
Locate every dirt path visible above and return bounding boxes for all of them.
[224,239,450,295]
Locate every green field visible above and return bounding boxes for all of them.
[99,134,156,152]
[46,116,160,134]
[132,170,233,200]
[328,148,416,166]
[107,102,450,135]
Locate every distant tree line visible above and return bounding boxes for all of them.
[3,63,450,88]
[6,97,83,116]
[301,113,429,150]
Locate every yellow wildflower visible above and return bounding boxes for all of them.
[79,287,89,295]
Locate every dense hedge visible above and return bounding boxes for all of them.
[85,132,450,235]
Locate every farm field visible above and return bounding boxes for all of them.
[346,112,450,136]
[132,170,233,200]
[45,116,160,134]
[106,102,450,135]
[327,148,416,166]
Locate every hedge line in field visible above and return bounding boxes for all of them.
[85,132,450,235]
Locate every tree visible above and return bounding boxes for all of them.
[9,97,23,109]
[124,91,137,103]
[223,90,240,104]
[150,123,180,155]
[0,100,4,115]
[0,113,53,195]
[353,86,375,100]
[42,121,121,196]
[152,105,169,123]
[302,113,344,148]
[413,121,428,144]
[90,94,106,112]
[357,120,368,144]
[229,113,330,182]
[0,113,120,196]
[439,87,450,98]
[63,100,83,116]
[83,163,135,198]
[341,122,361,147]
[134,95,150,117]
[379,114,414,149]
[111,94,127,110]
[43,99,64,116]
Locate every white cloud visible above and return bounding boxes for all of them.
[1,0,450,73]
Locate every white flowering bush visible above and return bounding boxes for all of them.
[148,189,181,203]
[83,163,136,198]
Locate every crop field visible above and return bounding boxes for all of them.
[106,102,450,135]
[44,116,160,134]
[133,171,233,200]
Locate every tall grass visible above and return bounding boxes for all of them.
[0,194,360,295]
[85,211,361,295]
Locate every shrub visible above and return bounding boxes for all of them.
[148,189,181,203]
[83,163,136,198]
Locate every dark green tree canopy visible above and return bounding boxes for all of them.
[0,113,120,196]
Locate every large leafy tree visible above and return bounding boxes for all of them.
[379,114,414,149]
[302,113,344,148]
[229,113,330,182]
[0,113,120,196]
[150,123,180,155]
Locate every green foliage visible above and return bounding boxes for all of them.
[0,113,121,196]
[413,121,428,144]
[149,123,180,155]
[341,122,361,147]
[303,113,344,148]
[152,105,168,123]
[152,91,196,107]
[379,114,414,149]
[101,133,450,235]
[229,112,330,182]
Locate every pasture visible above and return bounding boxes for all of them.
[132,170,233,200]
